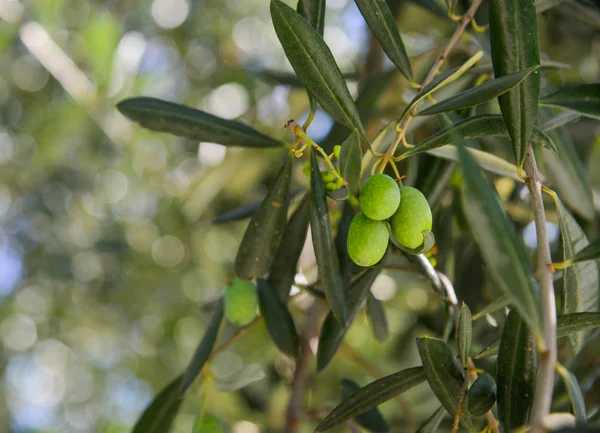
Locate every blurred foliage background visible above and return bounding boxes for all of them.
[0,0,599,432]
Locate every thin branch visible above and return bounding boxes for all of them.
[524,144,557,432]
[451,375,469,433]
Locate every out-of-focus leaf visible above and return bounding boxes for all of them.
[457,303,472,366]
[317,266,383,371]
[215,364,266,392]
[354,0,412,81]
[214,189,302,225]
[132,376,183,433]
[550,428,600,433]
[254,69,360,87]
[192,414,223,433]
[472,294,510,320]
[340,379,390,432]
[179,301,224,395]
[117,98,282,148]
[310,149,346,323]
[257,279,299,358]
[415,406,446,433]
[83,11,120,85]
[271,0,366,138]
[536,0,566,12]
[571,238,600,265]
[489,0,541,168]
[556,364,587,424]
[315,367,426,431]
[469,59,570,74]
[418,66,539,116]
[456,135,543,338]
[235,157,292,279]
[541,83,600,120]
[541,111,581,132]
[416,338,474,430]
[553,197,599,354]
[366,293,388,342]
[339,130,362,197]
[466,373,497,417]
[496,311,537,432]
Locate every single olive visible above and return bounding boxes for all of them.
[359,174,401,220]
[466,373,497,417]
[224,277,258,326]
[390,187,432,249]
[347,212,389,267]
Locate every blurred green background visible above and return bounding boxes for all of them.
[0,0,599,432]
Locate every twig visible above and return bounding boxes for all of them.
[451,375,469,433]
[524,144,557,432]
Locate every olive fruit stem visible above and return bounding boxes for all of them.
[451,374,469,433]
[302,107,316,131]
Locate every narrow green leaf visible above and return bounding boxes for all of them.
[117,97,282,148]
[541,111,581,132]
[297,0,326,113]
[556,364,587,424]
[415,406,446,433]
[489,0,541,168]
[541,83,600,120]
[317,266,383,371]
[354,0,412,80]
[466,373,497,417]
[339,130,362,197]
[132,376,183,433]
[553,197,599,354]
[570,238,600,264]
[255,69,360,87]
[310,149,346,324]
[235,157,292,279]
[456,135,543,338]
[271,0,366,138]
[315,367,426,431]
[472,294,510,321]
[496,311,537,432]
[215,364,265,392]
[366,293,388,342]
[457,303,472,366]
[269,195,310,301]
[418,66,540,116]
[416,338,474,429]
[340,379,390,433]
[469,59,571,75]
[214,189,302,225]
[179,301,224,395]
[256,279,299,358]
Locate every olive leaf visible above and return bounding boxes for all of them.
[315,367,426,431]
[297,0,325,113]
[117,97,282,148]
[214,189,302,225]
[234,156,292,280]
[132,375,184,433]
[541,83,600,120]
[489,0,541,168]
[366,293,389,342]
[457,303,472,366]
[496,311,537,432]
[255,68,360,87]
[415,406,446,433]
[354,0,412,81]
[570,238,600,265]
[340,379,390,433]
[466,373,497,418]
[472,294,510,321]
[214,364,266,392]
[339,129,362,197]
[271,0,367,139]
[556,364,587,424]
[418,66,540,116]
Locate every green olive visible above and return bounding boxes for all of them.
[359,174,401,220]
[224,277,258,326]
[390,187,432,249]
[347,212,389,267]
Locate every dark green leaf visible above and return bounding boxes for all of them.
[553,197,599,354]
[366,293,388,342]
[297,0,326,112]
[456,132,543,338]
[257,279,299,358]
[489,0,541,168]
[132,375,183,433]
[469,59,570,75]
[550,428,600,433]
[269,195,310,301]
[235,157,292,279]
[317,266,383,371]
[315,367,426,431]
[271,0,366,138]
[354,0,412,80]
[179,301,224,395]
[418,66,539,116]
[254,69,360,87]
[415,406,446,433]
[117,97,282,148]
[466,373,497,417]
[571,238,600,264]
[416,337,474,429]
[556,364,587,424]
[541,83,600,120]
[340,379,390,433]
[496,311,537,432]
[339,130,362,197]
[457,303,472,366]
[310,149,346,323]
[214,189,302,225]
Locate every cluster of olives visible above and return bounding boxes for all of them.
[347,174,432,267]
[224,277,258,326]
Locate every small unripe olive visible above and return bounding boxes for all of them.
[347,212,389,267]
[224,277,258,326]
[390,187,432,249]
[333,145,341,160]
[359,174,401,220]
